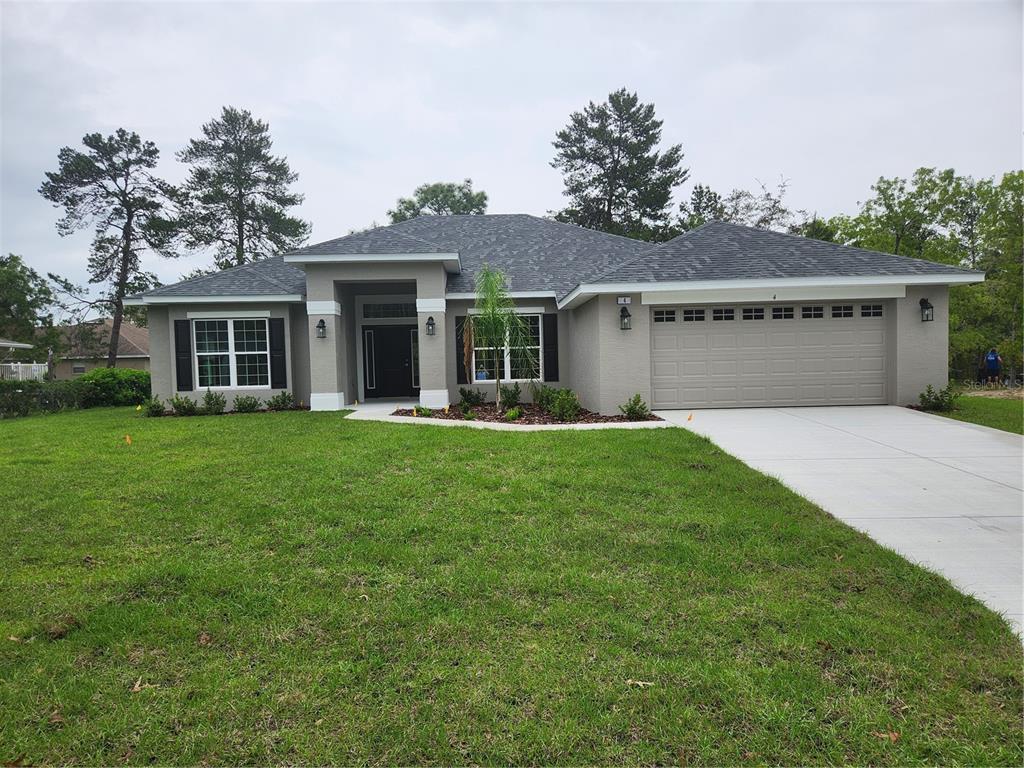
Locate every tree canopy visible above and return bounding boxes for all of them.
[388,179,487,223]
[551,88,687,240]
[177,106,310,269]
[39,129,176,366]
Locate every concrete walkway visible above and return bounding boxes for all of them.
[658,406,1023,632]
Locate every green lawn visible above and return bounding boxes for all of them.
[1,409,1020,765]
[933,395,1024,435]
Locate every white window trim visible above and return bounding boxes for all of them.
[193,318,272,391]
[187,310,271,319]
[469,314,543,384]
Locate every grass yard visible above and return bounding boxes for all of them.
[934,395,1024,435]
[1,408,1021,765]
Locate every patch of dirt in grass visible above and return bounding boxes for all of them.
[393,403,662,425]
[964,388,1024,400]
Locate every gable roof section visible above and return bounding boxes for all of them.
[286,226,451,255]
[592,220,980,284]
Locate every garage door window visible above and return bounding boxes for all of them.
[653,309,676,323]
[682,309,705,322]
[771,306,794,320]
[742,307,765,320]
[801,306,824,319]
[712,308,735,321]
[831,305,854,318]
[861,304,883,317]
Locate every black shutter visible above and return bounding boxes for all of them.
[455,316,467,385]
[268,318,287,389]
[173,319,193,391]
[542,313,559,382]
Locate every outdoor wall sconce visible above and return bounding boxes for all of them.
[315,319,327,338]
[619,306,632,331]
[425,316,436,336]
[919,298,934,322]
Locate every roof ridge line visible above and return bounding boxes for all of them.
[582,221,715,285]
[237,258,295,292]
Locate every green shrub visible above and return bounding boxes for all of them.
[142,397,166,417]
[266,391,295,411]
[919,384,961,412]
[202,389,227,415]
[0,380,82,418]
[169,394,199,416]
[73,367,150,407]
[618,393,651,420]
[233,395,262,413]
[504,406,522,421]
[499,382,521,409]
[459,387,487,407]
[531,382,556,412]
[549,389,581,422]
[413,405,433,417]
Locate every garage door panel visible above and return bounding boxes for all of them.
[650,305,887,408]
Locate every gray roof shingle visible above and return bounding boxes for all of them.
[592,220,979,285]
[130,216,980,302]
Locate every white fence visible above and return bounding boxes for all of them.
[0,362,48,381]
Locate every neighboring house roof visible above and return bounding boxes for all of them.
[592,221,978,285]
[125,215,982,305]
[55,319,150,359]
[0,338,33,349]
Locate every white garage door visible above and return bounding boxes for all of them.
[650,303,888,408]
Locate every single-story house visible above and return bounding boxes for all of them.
[124,216,983,414]
[51,319,150,379]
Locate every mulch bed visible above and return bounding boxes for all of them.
[392,403,662,425]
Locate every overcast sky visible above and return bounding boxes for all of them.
[1,0,1020,292]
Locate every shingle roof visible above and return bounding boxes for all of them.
[129,216,980,303]
[131,257,306,298]
[592,220,979,284]
[53,319,149,358]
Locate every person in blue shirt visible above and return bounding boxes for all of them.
[985,347,1003,385]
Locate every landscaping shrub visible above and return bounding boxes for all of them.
[499,382,521,409]
[169,394,199,416]
[233,395,262,413]
[413,405,433,417]
[548,389,581,422]
[0,380,82,418]
[459,387,487,407]
[919,383,961,412]
[619,393,651,420]
[531,382,556,412]
[504,406,522,421]
[73,368,150,407]
[142,397,166,417]
[201,389,227,415]
[266,391,295,411]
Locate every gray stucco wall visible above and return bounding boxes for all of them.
[887,284,950,405]
[149,302,306,410]
[568,296,600,411]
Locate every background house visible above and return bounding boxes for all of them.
[50,319,150,379]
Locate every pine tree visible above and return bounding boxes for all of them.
[551,89,687,240]
[40,129,175,366]
[177,107,310,268]
[388,179,487,222]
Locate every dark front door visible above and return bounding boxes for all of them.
[363,325,419,398]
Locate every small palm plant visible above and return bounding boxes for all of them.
[465,265,537,410]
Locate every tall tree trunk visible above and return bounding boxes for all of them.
[236,192,246,266]
[107,217,133,367]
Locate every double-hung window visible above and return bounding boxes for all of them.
[194,319,270,389]
[472,314,541,381]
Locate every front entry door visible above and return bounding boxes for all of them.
[363,325,419,398]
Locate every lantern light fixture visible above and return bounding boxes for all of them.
[315,319,327,338]
[919,298,934,322]
[425,316,436,336]
[619,306,632,331]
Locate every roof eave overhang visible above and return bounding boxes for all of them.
[556,273,985,310]
[123,293,305,306]
[282,252,462,274]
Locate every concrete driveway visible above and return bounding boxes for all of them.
[658,406,1023,632]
